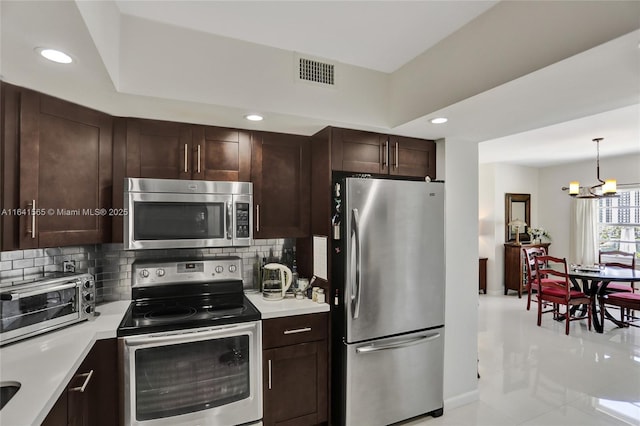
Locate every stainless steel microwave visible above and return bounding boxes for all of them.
[124,178,252,250]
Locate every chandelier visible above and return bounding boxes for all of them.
[562,138,617,198]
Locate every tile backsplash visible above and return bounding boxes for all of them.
[0,239,292,303]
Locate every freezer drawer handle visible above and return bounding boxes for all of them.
[355,333,440,354]
[283,327,311,335]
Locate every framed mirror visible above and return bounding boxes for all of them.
[505,193,530,242]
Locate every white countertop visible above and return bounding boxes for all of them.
[245,292,330,319]
[0,294,328,425]
[0,301,130,426]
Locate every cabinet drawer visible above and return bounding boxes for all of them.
[263,313,328,349]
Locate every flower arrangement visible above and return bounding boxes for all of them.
[527,227,551,242]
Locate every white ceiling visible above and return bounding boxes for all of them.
[1,0,639,167]
[114,0,498,73]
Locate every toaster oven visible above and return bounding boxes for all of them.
[0,272,95,346]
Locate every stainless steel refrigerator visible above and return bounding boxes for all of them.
[331,177,445,426]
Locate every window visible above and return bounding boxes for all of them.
[598,188,640,264]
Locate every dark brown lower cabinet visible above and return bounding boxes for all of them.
[41,339,118,426]
[262,313,328,426]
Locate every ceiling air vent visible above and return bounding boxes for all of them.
[298,57,335,86]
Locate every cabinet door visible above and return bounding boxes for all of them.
[18,90,112,248]
[263,341,328,426]
[192,126,251,181]
[251,132,310,239]
[389,136,436,178]
[41,390,68,426]
[331,128,387,174]
[125,118,192,179]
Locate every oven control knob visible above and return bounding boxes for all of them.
[84,305,93,314]
[215,266,224,273]
[83,280,93,289]
[229,265,237,273]
[156,268,165,277]
[140,269,150,278]
[84,293,94,302]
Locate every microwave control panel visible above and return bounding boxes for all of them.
[236,203,250,238]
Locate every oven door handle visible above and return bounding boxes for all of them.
[122,322,258,347]
[0,281,78,301]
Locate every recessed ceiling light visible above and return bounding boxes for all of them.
[430,117,448,124]
[36,48,73,64]
[245,114,264,121]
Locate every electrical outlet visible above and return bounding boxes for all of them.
[63,260,76,273]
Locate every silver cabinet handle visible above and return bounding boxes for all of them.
[268,359,272,390]
[256,204,260,232]
[28,200,36,239]
[356,333,440,354]
[226,201,232,239]
[351,208,361,319]
[382,139,388,167]
[184,144,188,173]
[395,142,399,169]
[69,370,94,393]
[197,144,201,174]
[283,327,311,335]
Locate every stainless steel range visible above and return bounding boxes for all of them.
[117,257,262,426]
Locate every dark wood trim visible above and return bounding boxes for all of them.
[111,118,127,243]
[18,88,39,249]
[1,82,21,250]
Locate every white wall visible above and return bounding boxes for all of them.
[478,163,539,295]
[443,138,480,408]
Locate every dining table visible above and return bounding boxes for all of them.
[568,266,640,333]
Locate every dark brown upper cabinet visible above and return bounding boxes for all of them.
[330,127,436,179]
[124,118,251,182]
[192,125,251,182]
[124,118,193,180]
[2,85,113,250]
[388,135,436,178]
[331,128,388,174]
[251,131,310,239]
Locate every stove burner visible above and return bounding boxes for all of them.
[144,306,197,321]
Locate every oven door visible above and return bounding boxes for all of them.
[125,192,234,250]
[120,321,262,426]
[0,282,80,345]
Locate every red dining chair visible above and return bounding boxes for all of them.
[535,255,591,335]
[598,250,636,293]
[600,292,640,328]
[523,247,560,311]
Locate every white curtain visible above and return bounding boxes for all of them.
[570,198,598,265]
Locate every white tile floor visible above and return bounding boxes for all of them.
[405,295,640,426]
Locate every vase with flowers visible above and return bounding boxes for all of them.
[527,227,551,244]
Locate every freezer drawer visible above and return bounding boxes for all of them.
[344,327,444,426]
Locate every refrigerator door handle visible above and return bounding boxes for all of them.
[351,208,361,319]
[355,332,441,354]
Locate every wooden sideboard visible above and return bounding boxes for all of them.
[504,242,551,297]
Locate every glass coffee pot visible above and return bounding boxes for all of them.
[262,263,293,300]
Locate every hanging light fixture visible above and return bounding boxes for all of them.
[562,138,617,198]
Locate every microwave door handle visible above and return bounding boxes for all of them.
[226,201,233,240]
[0,281,78,301]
